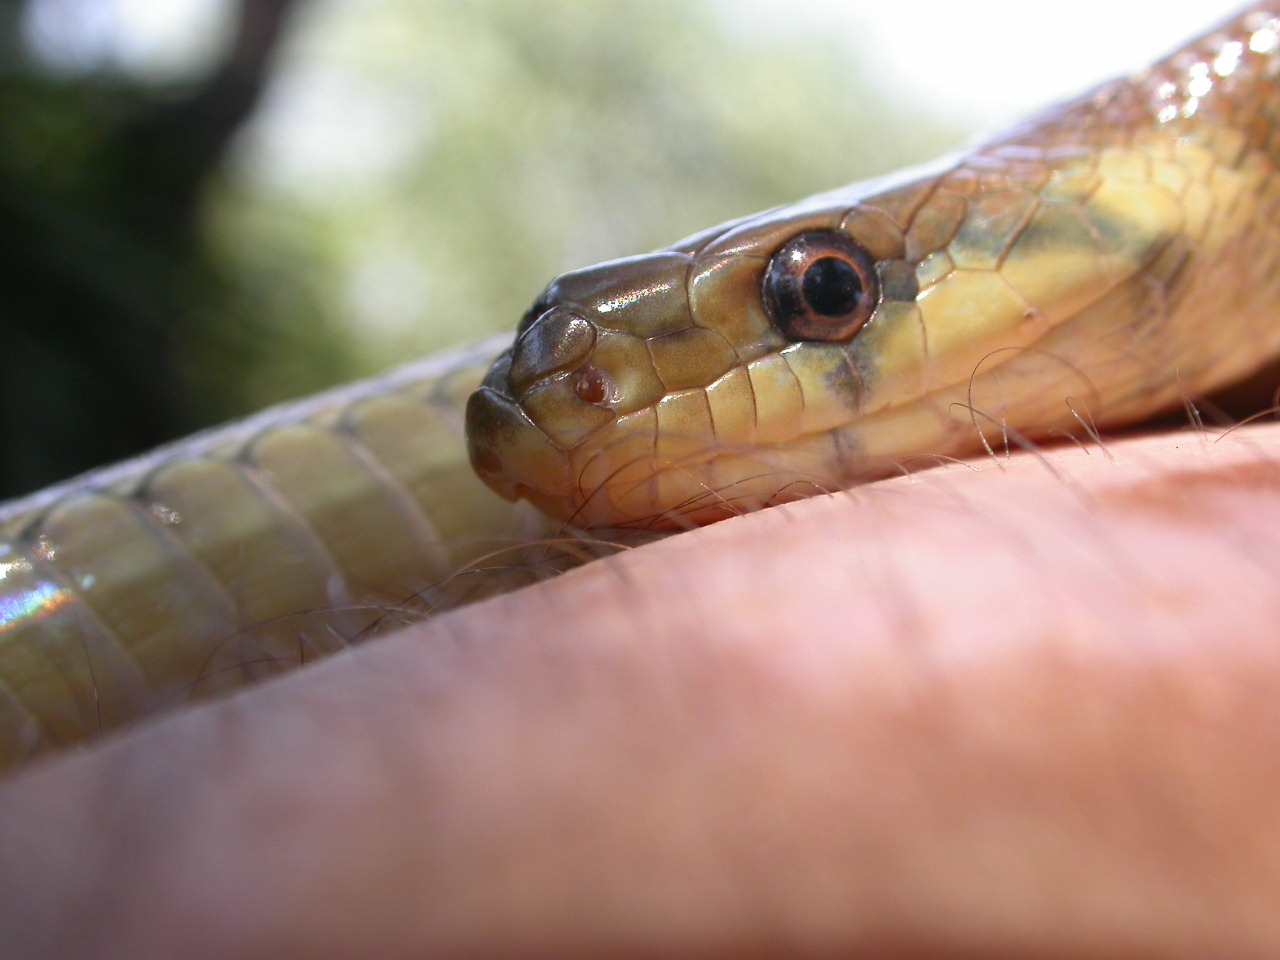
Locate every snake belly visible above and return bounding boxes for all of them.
[4,4,1280,771]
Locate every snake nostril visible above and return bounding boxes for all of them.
[575,366,615,406]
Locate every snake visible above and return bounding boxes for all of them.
[0,2,1276,771]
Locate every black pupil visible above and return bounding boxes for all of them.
[801,257,861,317]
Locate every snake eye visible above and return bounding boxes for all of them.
[762,230,879,342]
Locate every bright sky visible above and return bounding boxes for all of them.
[24,0,1253,126]
[21,0,231,77]
[710,0,1250,126]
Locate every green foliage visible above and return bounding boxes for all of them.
[0,0,295,497]
[0,66,190,495]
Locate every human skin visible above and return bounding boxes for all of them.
[3,423,1280,958]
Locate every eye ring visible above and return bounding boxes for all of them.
[762,230,879,342]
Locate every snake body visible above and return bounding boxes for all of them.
[1,4,1278,769]
[0,339,559,766]
[469,3,1280,527]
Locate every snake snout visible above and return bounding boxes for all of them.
[468,250,706,523]
[465,375,574,506]
[465,305,619,512]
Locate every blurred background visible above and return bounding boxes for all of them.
[0,0,1245,499]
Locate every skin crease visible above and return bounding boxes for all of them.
[1,423,1280,957]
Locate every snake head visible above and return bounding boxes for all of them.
[465,188,924,527]
[469,144,1189,528]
